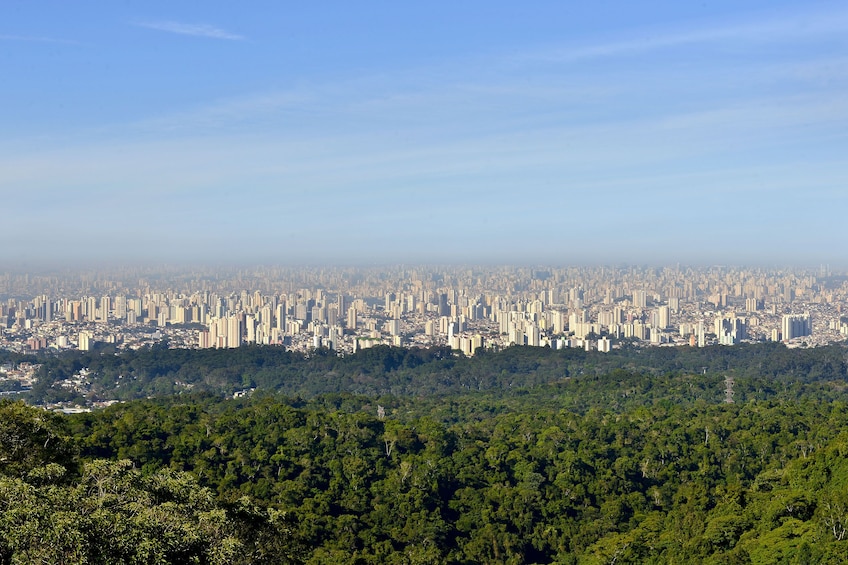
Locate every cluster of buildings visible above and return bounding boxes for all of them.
[0,265,844,361]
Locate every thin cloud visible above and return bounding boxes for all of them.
[136,21,244,40]
[515,7,848,64]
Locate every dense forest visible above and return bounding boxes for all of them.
[24,341,848,404]
[3,343,848,562]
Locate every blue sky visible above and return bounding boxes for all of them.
[2,1,847,265]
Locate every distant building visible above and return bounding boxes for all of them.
[715,314,746,345]
[658,305,670,329]
[782,313,812,341]
[227,315,243,348]
[79,332,92,351]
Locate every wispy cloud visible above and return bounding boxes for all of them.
[0,34,78,44]
[136,21,244,40]
[515,7,848,64]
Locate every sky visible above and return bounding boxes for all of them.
[2,1,848,266]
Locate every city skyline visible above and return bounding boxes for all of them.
[1,263,840,351]
[1,262,843,407]
[3,1,848,264]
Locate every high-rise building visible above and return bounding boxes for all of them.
[551,310,566,334]
[276,303,286,331]
[508,325,524,346]
[227,315,243,348]
[295,302,309,321]
[658,305,670,329]
[782,313,811,341]
[668,296,680,312]
[71,301,82,322]
[87,297,97,322]
[715,315,747,345]
[525,324,540,347]
[115,295,127,319]
[470,334,484,355]
[438,293,450,316]
[245,315,256,343]
[36,296,51,323]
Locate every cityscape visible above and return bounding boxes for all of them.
[2,265,843,382]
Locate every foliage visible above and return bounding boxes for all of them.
[7,342,848,561]
[26,342,848,406]
[67,391,848,562]
[0,402,299,564]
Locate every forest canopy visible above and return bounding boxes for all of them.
[3,342,848,563]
